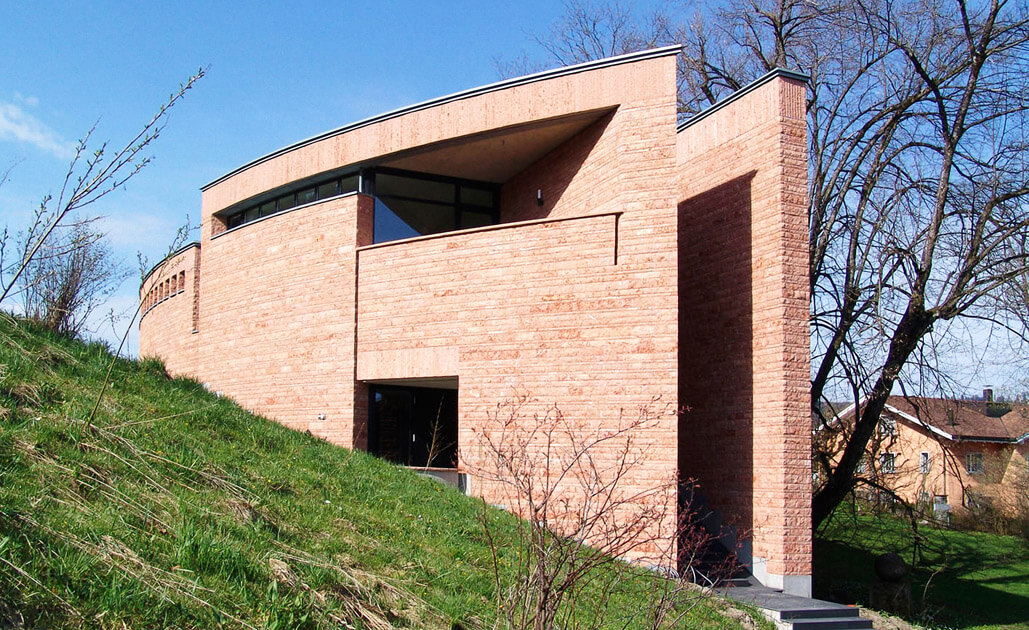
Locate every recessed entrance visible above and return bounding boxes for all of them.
[369,382,458,469]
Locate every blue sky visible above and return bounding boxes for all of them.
[1,2,1022,395]
[0,1,604,351]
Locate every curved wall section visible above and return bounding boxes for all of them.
[139,243,200,375]
[198,193,373,441]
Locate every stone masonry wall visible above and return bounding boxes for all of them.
[185,194,372,443]
[139,244,200,374]
[676,75,811,587]
[355,62,680,562]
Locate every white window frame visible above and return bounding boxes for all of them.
[919,452,931,474]
[966,452,984,474]
[881,452,897,474]
[881,416,897,436]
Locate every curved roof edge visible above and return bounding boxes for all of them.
[202,45,683,191]
[140,241,200,288]
[676,68,810,133]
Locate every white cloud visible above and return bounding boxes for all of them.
[14,92,40,107]
[95,212,176,249]
[0,100,75,160]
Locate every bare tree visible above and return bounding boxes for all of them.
[17,220,129,337]
[527,0,1029,526]
[0,69,205,320]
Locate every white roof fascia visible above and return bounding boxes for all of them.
[883,403,955,441]
[813,399,860,435]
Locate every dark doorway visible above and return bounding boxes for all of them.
[370,384,458,468]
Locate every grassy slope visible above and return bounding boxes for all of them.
[0,315,759,629]
[815,508,1029,630]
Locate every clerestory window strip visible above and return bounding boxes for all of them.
[222,172,360,230]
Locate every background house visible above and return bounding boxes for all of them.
[826,390,1029,523]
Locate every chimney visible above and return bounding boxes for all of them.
[983,387,994,403]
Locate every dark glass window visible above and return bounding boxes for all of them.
[316,181,339,199]
[461,210,494,229]
[461,187,493,207]
[373,198,420,242]
[277,192,296,211]
[377,174,455,203]
[217,168,496,238]
[370,168,498,244]
[340,175,359,194]
[219,170,362,232]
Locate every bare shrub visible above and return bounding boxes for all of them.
[471,394,737,630]
[18,220,128,337]
[0,69,204,326]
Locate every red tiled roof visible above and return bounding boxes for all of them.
[883,396,1029,442]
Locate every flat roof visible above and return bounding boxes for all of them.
[202,46,681,191]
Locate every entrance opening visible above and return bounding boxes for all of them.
[369,383,458,469]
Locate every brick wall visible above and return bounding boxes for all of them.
[676,75,811,587]
[353,60,681,561]
[193,194,371,442]
[139,244,200,373]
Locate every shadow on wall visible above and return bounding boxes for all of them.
[677,172,756,564]
[499,112,615,224]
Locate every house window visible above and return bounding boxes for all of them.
[881,417,897,435]
[919,452,931,474]
[369,168,499,244]
[881,452,896,474]
[966,452,984,474]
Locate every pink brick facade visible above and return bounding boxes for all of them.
[139,49,811,593]
[677,73,811,593]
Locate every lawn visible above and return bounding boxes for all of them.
[815,506,1029,629]
[0,314,765,629]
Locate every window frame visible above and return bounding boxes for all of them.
[966,451,985,475]
[919,451,931,474]
[880,452,897,474]
[219,170,361,231]
[367,166,501,244]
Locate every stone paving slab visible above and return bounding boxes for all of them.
[722,584,855,614]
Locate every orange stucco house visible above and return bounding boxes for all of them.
[139,47,812,595]
[829,392,1029,521]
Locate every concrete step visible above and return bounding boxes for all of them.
[780,607,862,620]
[723,584,873,630]
[787,616,873,630]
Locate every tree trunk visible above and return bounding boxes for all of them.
[812,306,933,527]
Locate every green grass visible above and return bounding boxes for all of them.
[815,506,1029,630]
[0,314,759,629]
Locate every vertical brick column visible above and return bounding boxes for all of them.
[677,73,811,595]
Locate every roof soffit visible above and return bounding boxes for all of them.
[377,108,613,182]
[201,48,679,212]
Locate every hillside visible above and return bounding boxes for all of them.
[0,314,760,629]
